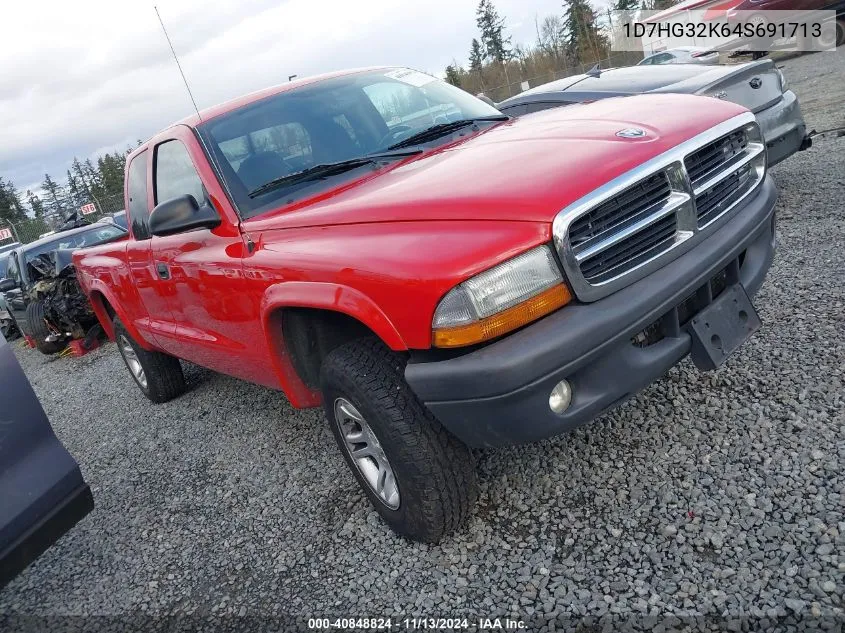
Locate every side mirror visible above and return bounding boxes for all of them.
[149,195,221,237]
[0,278,17,293]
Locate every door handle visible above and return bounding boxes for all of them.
[156,263,170,280]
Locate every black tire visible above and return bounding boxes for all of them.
[834,18,844,47]
[26,301,67,355]
[320,338,477,543]
[114,318,186,403]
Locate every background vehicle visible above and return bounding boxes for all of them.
[75,68,776,543]
[638,46,720,65]
[497,58,809,167]
[0,331,94,588]
[0,242,22,256]
[725,0,845,48]
[0,223,126,354]
[101,210,128,230]
[0,253,20,339]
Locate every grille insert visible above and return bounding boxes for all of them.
[569,173,670,250]
[695,163,754,227]
[685,129,747,185]
[580,213,677,284]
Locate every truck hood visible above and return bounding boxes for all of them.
[244,93,748,232]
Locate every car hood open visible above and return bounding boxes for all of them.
[244,93,748,232]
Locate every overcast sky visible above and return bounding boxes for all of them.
[1,0,580,195]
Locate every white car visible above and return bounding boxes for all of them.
[638,47,720,65]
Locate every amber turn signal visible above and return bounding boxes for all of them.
[432,284,572,348]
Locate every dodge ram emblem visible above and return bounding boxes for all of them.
[749,77,762,89]
[616,128,646,138]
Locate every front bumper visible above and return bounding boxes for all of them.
[405,177,777,448]
[757,90,808,167]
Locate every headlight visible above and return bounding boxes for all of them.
[432,245,571,348]
[775,67,788,92]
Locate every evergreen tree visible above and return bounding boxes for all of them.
[445,63,464,87]
[469,38,485,73]
[476,0,511,63]
[26,190,45,218]
[641,0,680,11]
[0,178,27,225]
[615,0,639,10]
[562,0,608,62]
[41,173,64,216]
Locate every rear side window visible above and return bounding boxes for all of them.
[127,151,150,240]
[154,140,205,205]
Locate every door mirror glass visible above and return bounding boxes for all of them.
[0,278,17,292]
[148,195,221,237]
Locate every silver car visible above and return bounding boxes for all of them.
[497,59,810,167]
[639,47,721,65]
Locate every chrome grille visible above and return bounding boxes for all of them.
[569,173,670,250]
[685,129,747,184]
[580,212,677,284]
[553,113,767,302]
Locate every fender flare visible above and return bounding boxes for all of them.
[260,281,407,350]
[86,282,152,350]
[259,282,407,409]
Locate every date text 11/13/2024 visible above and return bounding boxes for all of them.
[307,617,526,630]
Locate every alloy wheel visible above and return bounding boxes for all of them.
[334,397,400,509]
[119,334,148,389]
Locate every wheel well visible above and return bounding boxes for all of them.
[276,308,379,390]
[90,291,117,337]
[100,295,116,321]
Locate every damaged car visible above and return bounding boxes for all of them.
[0,223,127,354]
[0,252,20,339]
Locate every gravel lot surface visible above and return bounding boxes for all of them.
[1,51,843,632]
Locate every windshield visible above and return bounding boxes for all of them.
[198,68,502,217]
[23,224,126,269]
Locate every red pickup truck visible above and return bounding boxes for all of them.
[74,67,777,542]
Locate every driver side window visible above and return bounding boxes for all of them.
[154,140,206,205]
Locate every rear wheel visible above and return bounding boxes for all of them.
[26,301,67,355]
[837,18,845,47]
[114,318,186,403]
[320,338,477,543]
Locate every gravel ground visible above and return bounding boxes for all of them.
[1,51,843,632]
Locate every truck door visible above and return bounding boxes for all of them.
[147,131,277,386]
[124,149,178,348]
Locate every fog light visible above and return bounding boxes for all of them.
[549,380,572,414]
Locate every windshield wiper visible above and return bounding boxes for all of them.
[247,149,423,198]
[386,116,509,151]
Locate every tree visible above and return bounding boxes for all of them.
[469,38,485,74]
[641,0,682,10]
[537,14,566,62]
[445,63,464,87]
[476,0,511,63]
[26,190,45,218]
[41,173,65,216]
[562,0,609,63]
[0,178,27,227]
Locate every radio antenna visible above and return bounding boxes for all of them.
[154,5,202,121]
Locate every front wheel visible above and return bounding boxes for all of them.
[26,301,67,355]
[114,318,186,403]
[320,338,477,543]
